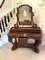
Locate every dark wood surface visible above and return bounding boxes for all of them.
[8,27,41,39]
[8,4,42,53]
[8,27,42,53]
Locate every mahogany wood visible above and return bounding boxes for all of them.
[8,4,42,53]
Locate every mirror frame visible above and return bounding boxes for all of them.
[16,4,34,27]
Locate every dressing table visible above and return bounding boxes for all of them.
[8,4,42,53]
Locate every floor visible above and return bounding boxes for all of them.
[0,42,45,60]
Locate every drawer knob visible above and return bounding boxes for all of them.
[24,33,27,36]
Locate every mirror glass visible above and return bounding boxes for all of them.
[18,6,32,25]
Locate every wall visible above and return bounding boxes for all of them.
[0,0,15,46]
[0,0,15,34]
[0,0,15,17]
[0,0,45,46]
[15,0,45,45]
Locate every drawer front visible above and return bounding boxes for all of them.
[17,33,29,37]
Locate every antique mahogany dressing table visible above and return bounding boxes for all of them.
[8,4,42,53]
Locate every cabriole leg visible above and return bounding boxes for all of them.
[34,39,41,53]
[12,38,17,50]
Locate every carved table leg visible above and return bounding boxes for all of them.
[12,38,17,50]
[34,39,41,53]
[8,36,12,43]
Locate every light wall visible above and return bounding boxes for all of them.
[0,0,15,18]
[15,0,45,45]
[0,0,15,33]
[0,0,45,45]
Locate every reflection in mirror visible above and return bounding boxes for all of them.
[18,5,32,25]
[23,9,27,17]
[17,5,34,27]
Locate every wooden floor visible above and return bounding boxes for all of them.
[0,42,45,60]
